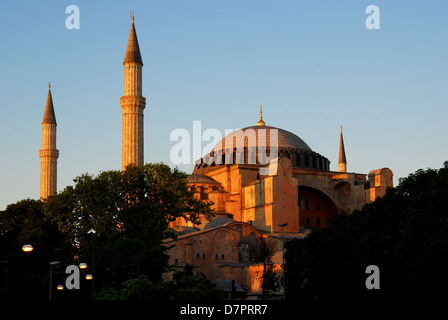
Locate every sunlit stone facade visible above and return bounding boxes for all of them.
[165,117,393,297]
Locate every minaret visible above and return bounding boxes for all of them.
[338,125,347,173]
[120,13,146,171]
[39,82,59,200]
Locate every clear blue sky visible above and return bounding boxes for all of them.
[1,0,447,210]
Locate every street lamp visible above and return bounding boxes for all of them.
[278,222,288,233]
[85,274,93,280]
[88,229,96,293]
[79,263,87,270]
[21,244,33,253]
[49,261,61,300]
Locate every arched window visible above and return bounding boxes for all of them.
[236,226,243,243]
[298,186,338,229]
[200,186,208,200]
[305,216,311,226]
[249,233,256,247]
[305,198,310,210]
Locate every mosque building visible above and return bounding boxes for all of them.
[163,109,393,296]
[39,16,393,298]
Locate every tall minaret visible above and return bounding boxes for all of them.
[39,82,59,200]
[338,125,347,173]
[120,13,146,171]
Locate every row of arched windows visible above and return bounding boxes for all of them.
[301,216,331,228]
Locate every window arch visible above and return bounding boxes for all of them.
[249,233,256,247]
[305,216,311,226]
[236,226,243,242]
[298,186,338,228]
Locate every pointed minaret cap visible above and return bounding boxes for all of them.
[338,125,347,172]
[124,12,143,65]
[42,82,57,125]
[256,105,266,126]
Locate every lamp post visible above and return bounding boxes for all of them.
[278,222,288,299]
[49,261,61,300]
[21,244,34,253]
[278,223,288,235]
[1,260,9,299]
[88,229,96,293]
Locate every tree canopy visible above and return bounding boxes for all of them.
[0,163,214,299]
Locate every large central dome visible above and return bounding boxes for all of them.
[213,125,312,152]
[193,116,330,173]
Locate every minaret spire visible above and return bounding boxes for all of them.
[123,12,143,65]
[42,81,56,125]
[121,14,146,170]
[39,82,59,199]
[338,125,347,172]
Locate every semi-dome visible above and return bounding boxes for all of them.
[186,174,220,185]
[203,217,235,230]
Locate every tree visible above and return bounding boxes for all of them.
[160,264,224,300]
[256,238,280,300]
[43,163,215,292]
[0,199,66,299]
[92,265,223,300]
[1,163,214,299]
[118,275,160,300]
[285,161,448,302]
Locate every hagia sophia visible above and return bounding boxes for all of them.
[39,16,393,298]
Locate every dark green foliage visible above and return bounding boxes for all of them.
[257,238,280,299]
[0,163,214,300]
[92,265,224,300]
[164,265,224,300]
[0,199,67,299]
